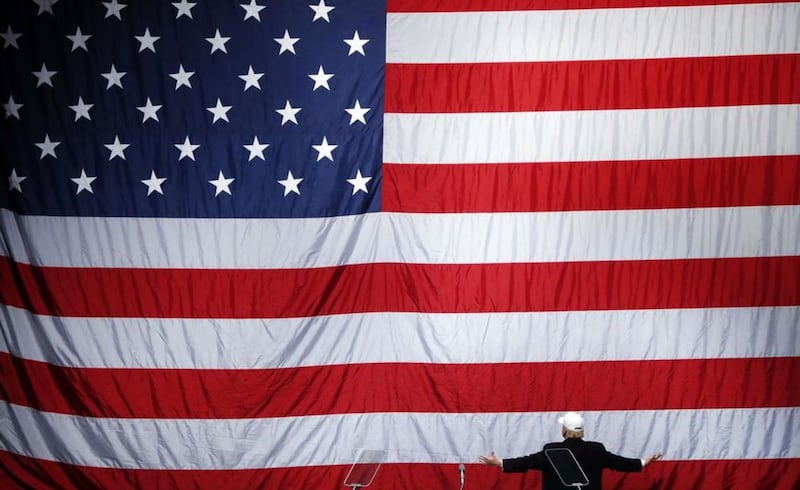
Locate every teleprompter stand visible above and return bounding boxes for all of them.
[343,449,387,489]
[544,448,590,489]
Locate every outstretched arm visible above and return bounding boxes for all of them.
[480,450,548,473]
[604,445,662,472]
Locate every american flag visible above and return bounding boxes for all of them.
[1,0,798,488]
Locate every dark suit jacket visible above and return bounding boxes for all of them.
[502,438,642,490]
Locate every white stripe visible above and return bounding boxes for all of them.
[383,105,800,164]
[2,305,798,369]
[2,206,798,268]
[1,402,796,468]
[386,4,800,63]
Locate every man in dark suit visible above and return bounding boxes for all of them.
[478,412,662,489]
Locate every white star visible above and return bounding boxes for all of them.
[35,134,60,159]
[169,64,194,89]
[4,95,23,119]
[135,28,159,53]
[68,96,93,121]
[137,97,162,122]
[312,136,337,162]
[172,0,196,19]
[308,65,334,91]
[347,170,372,195]
[278,171,303,196]
[206,29,230,54]
[2,26,22,49]
[141,171,167,196]
[175,136,200,161]
[241,0,266,21]
[32,0,59,15]
[309,0,335,22]
[207,98,232,123]
[238,66,263,91]
[274,30,299,55]
[345,99,370,125]
[32,63,57,88]
[102,0,127,20]
[71,169,97,195]
[344,30,369,56]
[104,135,130,160]
[101,64,126,89]
[243,136,269,162]
[8,169,27,193]
[66,27,91,51]
[209,171,234,196]
[275,100,301,126]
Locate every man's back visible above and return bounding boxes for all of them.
[503,438,643,490]
[479,411,662,489]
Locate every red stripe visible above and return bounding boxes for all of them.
[382,156,800,212]
[1,256,799,318]
[388,0,800,12]
[2,452,799,490]
[2,354,797,418]
[385,55,800,113]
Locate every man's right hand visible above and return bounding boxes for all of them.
[645,452,663,465]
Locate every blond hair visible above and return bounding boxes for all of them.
[562,427,584,439]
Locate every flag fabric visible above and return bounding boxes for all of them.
[1,0,799,488]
